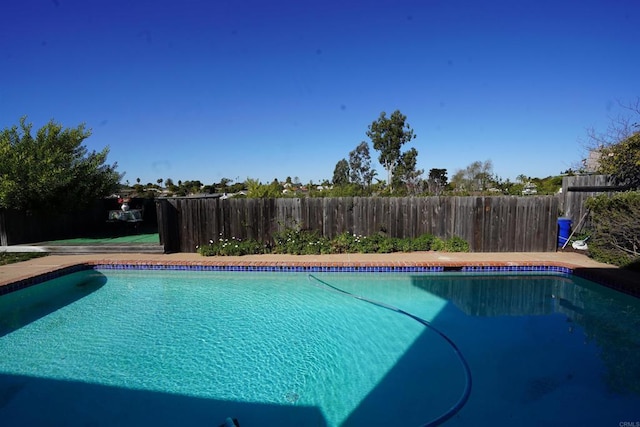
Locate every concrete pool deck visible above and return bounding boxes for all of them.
[2,251,638,297]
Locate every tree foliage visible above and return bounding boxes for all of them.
[427,168,448,195]
[393,147,423,194]
[0,117,121,211]
[366,110,417,191]
[348,141,376,187]
[582,98,639,153]
[245,178,283,198]
[450,160,494,193]
[598,132,640,189]
[586,192,640,268]
[581,98,640,187]
[332,159,350,185]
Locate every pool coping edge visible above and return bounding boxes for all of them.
[3,259,637,298]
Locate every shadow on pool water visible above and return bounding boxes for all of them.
[2,271,640,426]
[0,373,327,427]
[0,271,106,337]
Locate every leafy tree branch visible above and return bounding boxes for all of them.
[0,117,121,211]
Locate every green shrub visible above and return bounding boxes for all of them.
[444,236,471,252]
[585,191,640,267]
[197,228,470,257]
[397,238,414,252]
[197,237,267,256]
[356,233,384,253]
[587,242,637,269]
[273,228,332,255]
[378,237,400,253]
[394,235,429,252]
[415,234,436,251]
[330,232,360,254]
[431,237,445,251]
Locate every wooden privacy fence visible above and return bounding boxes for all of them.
[0,198,158,246]
[0,207,104,246]
[157,196,559,253]
[559,174,622,233]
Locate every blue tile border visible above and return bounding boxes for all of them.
[93,263,450,273]
[460,265,572,274]
[4,261,637,299]
[91,263,573,275]
[0,263,577,296]
[0,264,93,296]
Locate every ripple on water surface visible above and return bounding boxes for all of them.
[0,270,463,426]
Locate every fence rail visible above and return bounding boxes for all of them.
[157,196,560,253]
[559,175,620,233]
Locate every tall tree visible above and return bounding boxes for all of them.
[0,117,121,211]
[477,159,494,191]
[348,141,375,187]
[332,159,350,185]
[393,147,423,194]
[218,177,233,193]
[428,168,448,195]
[451,160,494,193]
[366,110,416,191]
[179,180,203,195]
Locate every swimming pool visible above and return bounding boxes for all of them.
[1,268,639,426]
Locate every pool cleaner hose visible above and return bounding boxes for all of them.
[307,274,472,427]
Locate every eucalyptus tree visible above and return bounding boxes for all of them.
[366,110,417,192]
[332,158,350,185]
[348,141,376,187]
[393,147,424,194]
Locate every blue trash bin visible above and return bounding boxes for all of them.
[558,217,572,247]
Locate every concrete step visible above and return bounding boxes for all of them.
[41,245,165,255]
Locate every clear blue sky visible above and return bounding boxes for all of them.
[2,0,639,186]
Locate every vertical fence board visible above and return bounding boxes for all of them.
[0,211,7,246]
[504,197,518,252]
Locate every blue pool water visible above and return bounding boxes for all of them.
[0,269,639,426]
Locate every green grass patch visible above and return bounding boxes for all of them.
[0,252,49,265]
[42,233,160,245]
